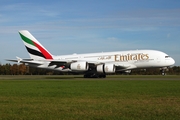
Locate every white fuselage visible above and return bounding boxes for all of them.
[54,50,174,67]
[34,50,175,72]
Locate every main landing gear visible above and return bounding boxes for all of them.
[161,69,166,75]
[84,73,106,78]
[160,67,168,76]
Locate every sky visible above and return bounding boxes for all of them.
[0,0,180,65]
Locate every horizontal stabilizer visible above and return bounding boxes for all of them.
[6,58,43,65]
[6,59,19,62]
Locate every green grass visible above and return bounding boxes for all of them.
[0,75,180,120]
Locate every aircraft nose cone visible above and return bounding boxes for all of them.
[165,57,175,66]
[171,58,175,65]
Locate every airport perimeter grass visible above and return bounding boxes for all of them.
[0,75,180,120]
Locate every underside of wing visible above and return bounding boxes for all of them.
[21,60,43,65]
[6,59,19,62]
[85,61,137,71]
[47,60,77,68]
[7,57,137,73]
[115,63,137,71]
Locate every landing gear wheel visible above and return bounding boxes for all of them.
[161,69,166,76]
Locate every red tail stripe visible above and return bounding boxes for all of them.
[33,41,53,59]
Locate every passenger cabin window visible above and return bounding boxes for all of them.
[165,56,170,58]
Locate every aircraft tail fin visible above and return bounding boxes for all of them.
[19,30,53,60]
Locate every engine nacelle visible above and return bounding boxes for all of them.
[70,61,89,71]
[97,64,116,73]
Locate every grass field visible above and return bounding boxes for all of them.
[0,75,180,120]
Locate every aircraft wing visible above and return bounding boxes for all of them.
[114,63,137,71]
[7,57,136,71]
[49,60,77,64]
[82,60,137,71]
[6,59,19,62]
[6,59,43,65]
[6,57,77,67]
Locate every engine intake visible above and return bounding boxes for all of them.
[97,63,116,73]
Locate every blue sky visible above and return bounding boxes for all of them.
[0,0,180,65]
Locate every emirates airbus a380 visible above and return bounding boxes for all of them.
[7,30,175,78]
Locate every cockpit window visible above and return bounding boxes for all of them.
[165,56,170,58]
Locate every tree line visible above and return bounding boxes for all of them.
[0,63,179,75]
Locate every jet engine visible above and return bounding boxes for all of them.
[70,61,89,71]
[97,64,116,73]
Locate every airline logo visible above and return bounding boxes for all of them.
[77,64,81,69]
[98,53,149,61]
[19,32,53,59]
[115,53,149,61]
